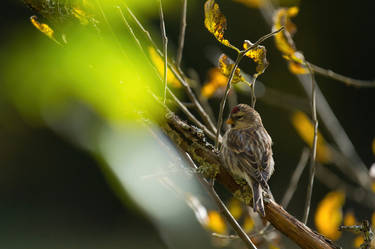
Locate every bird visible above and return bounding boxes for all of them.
[221,104,274,216]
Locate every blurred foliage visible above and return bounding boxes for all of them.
[201,68,228,98]
[1,1,180,127]
[148,46,181,88]
[314,191,345,240]
[291,111,332,164]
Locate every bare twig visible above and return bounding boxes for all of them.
[126,7,158,48]
[176,0,187,69]
[248,77,257,108]
[302,62,318,224]
[215,54,243,149]
[169,65,218,134]
[214,27,284,149]
[212,228,275,240]
[184,154,258,249]
[310,63,375,88]
[339,220,373,249]
[158,0,168,104]
[212,233,240,240]
[281,147,310,208]
[95,0,130,61]
[167,88,217,141]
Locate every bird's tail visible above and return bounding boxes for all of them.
[251,181,265,217]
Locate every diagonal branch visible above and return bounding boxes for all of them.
[310,63,375,88]
[302,62,318,224]
[281,147,310,208]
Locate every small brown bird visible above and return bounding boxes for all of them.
[221,104,274,216]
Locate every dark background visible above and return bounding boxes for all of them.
[0,0,374,248]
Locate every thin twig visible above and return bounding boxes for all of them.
[302,62,318,224]
[169,65,218,134]
[176,0,187,69]
[126,6,158,48]
[209,188,258,249]
[215,54,243,149]
[158,0,168,104]
[167,88,217,141]
[339,220,373,249]
[95,0,130,61]
[281,147,310,208]
[212,233,239,240]
[310,63,375,88]
[248,77,257,108]
[214,27,284,149]
[212,228,275,240]
[184,154,258,249]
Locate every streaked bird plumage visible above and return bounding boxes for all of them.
[221,104,274,216]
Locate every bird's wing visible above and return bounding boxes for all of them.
[226,127,272,185]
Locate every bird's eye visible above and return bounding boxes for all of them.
[235,115,244,120]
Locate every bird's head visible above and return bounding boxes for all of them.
[226,104,262,129]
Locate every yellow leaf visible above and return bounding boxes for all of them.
[228,198,243,220]
[30,15,60,45]
[272,7,297,55]
[206,210,227,234]
[218,54,245,84]
[72,7,90,25]
[201,68,228,98]
[288,61,308,74]
[233,0,265,8]
[354,235,364,248]
[243,41,269,77]
[243,215,255,233]
[314,191,345,241]
[204,0,239,51]
[272,7,306,70]
[343,211,357,226]
[291,111,332,163]
[148,47,181,88]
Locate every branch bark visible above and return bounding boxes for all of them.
[160,111,341,249]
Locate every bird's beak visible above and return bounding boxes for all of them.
[226,118,233,125]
